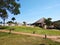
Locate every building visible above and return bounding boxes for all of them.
[32,18,45,28]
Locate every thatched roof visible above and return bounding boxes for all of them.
[34,18,45,24]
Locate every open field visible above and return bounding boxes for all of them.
[3,26,60,36]
[0,32,60,45]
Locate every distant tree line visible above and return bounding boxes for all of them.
[52,20,60,29]
[32,17,60,30]
[43,18,60,29]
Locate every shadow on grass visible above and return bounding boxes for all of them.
[39,44,45,45]
[39,44,54,45]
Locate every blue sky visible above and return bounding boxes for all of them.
[1,0,60,24]
[20,0,60,23]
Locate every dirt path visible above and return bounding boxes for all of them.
[0,30,60,42]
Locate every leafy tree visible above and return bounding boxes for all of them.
[23,21,26,26]
[0,0,20,26]
[7,21,13,23]
[1,15,8,26]
[0,21,2,24]
[45,18,52,26]
[53,20,60,29]
[7,21,15,33]
[0,9,8,26]
[11,17,16,22]
[0,0,20,15]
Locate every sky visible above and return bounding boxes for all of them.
[1,0,60,24]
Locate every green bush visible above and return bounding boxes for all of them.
[0,26,9,29]
[53,20,60,29]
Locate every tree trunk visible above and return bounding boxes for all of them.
[3,19,5,26]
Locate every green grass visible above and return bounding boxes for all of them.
[0,32,60,45]
[3,26,60,36]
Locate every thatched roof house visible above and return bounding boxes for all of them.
[32,18,45,27]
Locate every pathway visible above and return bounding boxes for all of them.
[0,30,60,42]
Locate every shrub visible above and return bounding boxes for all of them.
[0,26,9,29]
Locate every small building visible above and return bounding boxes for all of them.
[32,18,46,28]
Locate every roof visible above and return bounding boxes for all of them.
[34,18,45,24]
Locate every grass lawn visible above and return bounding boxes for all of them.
[4,26,60,36]
[0,32,60,45]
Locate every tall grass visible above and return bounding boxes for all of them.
[0,32,60,45]
[3,26,60,36]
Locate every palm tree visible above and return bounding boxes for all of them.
[11,17,16,23]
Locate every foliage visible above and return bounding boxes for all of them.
[0,0,20,15]
[45,18,52,26]
[53,20,60,29]
[0,9,8,26]
[11,17,16,22]
[23,21,26,26]
[7,20,13,23]
[0,0,20,25]
[7,21,14,26]
[0,21,2,24]
[0,26,9,29]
